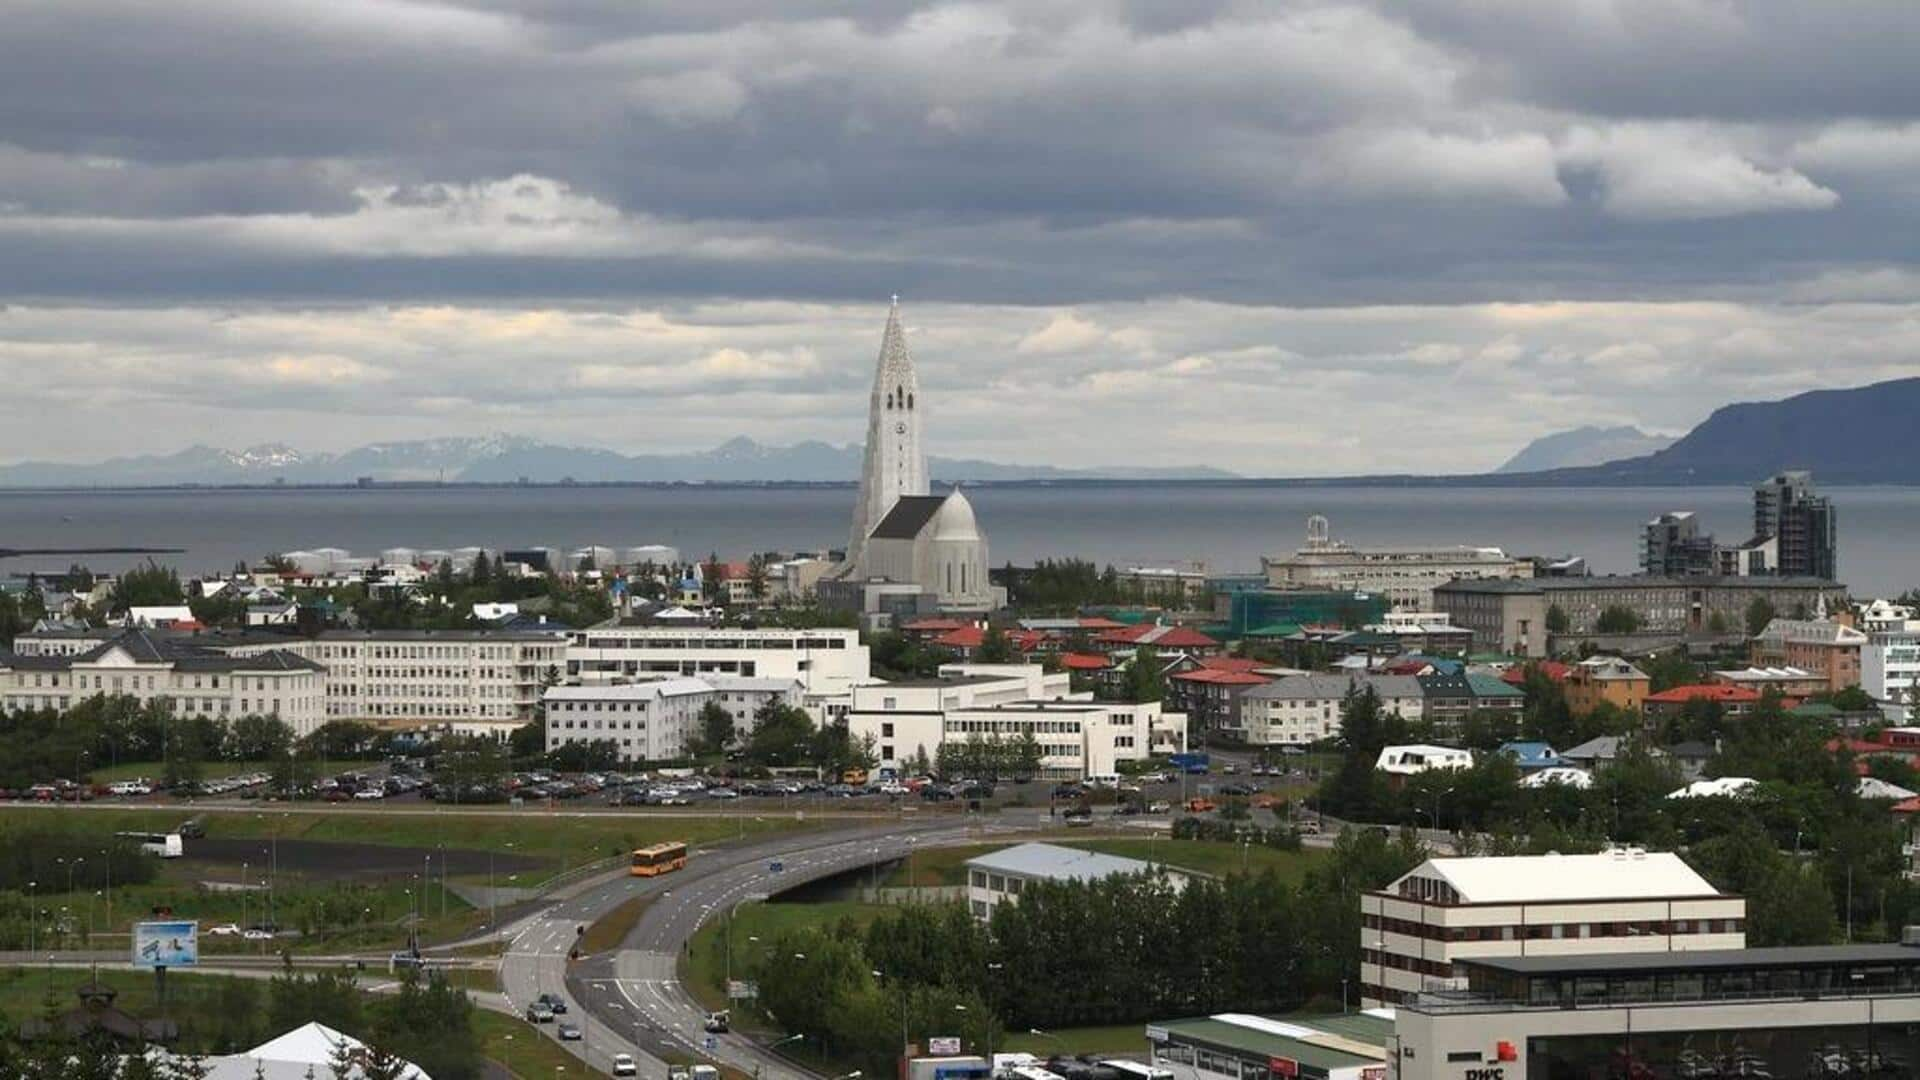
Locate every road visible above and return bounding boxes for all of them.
[494,815,1035,1079]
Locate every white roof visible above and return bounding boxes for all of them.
[1393,849,1721,904]
[1667,777,1759,800]
[965,842,1166,884]
[1520,766,1594,789]
[1859,776,1918,800]
[1375,744,1472,775]
[546,677,714,701]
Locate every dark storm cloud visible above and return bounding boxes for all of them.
[4,2,1920,472]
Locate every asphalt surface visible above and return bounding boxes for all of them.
[494,815,1041,1080]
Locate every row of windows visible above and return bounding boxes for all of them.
[1364,911,1746,941]
[573,636,848,651]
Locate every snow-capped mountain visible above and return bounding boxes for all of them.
[0,435,1234,486]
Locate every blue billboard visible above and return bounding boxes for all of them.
[133,921,199,968]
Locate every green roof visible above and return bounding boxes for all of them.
[1791,701,1842,717]
[1466,672,1526,698]
[1150,1014,1386,1072]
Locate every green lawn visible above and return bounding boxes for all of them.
[475,1009,596,1078]
[886,836,1324,886]
[0,966,279,1052]
[681,900,885,1015]
[0,806,813,878]
[998,1024,1151,1056]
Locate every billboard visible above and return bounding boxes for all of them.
[927,1037,962,1056]
[133,921,198,968]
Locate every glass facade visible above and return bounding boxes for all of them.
[1528,1021,1917,1078]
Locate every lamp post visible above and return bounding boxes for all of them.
[502,1033,515,1078]
[29,880,39,956]
[874,969,909,1073]
[100,849,112,941]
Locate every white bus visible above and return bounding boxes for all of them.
[1102,1061,1174,1080]
[116,831,184,859]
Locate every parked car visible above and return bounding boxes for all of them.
[242,929,274,941]
[352,788,385,801]
[206,923,242,937]
[1185,797,1218,813]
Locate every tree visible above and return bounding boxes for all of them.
[976,625,1015,664]
[1746,596,1778,637]
[508,719,545,761]
[228,715,294,761]
[1545,604,1569,634]
[1120,649,1164,703]
[1642,649,1702,693]
[1594,605,1639,634]
[469,551,493,587]
[694,701,735,756]
[745,701,815,767]
[111,560,185,611]
[746,554,769,602]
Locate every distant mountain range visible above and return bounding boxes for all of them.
[1496,425,1675,473]
[0,435,1234,487]
[1509,377,1920,485]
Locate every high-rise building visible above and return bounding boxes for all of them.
[846,297,929,566]
[1753,470,1837,579]
[1640,511,1719,576]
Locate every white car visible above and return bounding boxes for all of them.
[612,1054,638,1076]
[242,929,274,941]
[206,923,242,937]
[352,788,385,800]
[108,780,152,797]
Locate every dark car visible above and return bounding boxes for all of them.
[921,787,956,802]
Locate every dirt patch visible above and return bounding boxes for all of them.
[182,837,550,879]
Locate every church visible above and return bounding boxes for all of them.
[822,299,1001,622]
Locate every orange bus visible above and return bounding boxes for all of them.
[631,841,689,877]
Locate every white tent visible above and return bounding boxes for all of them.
[197,1022,432,1080]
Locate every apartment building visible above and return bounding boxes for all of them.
[1235,674,1424,746]
[1435,576,1849,658]
[1562,656,1651,715]
[542,675,801,762]
[1752,615,1865,692]
[1359,849,1746,1008]
[0,629,326,735]
[843,664,1187,779]
[565,626,870,718]
[1865,630,1920,716]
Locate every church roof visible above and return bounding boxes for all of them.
[877,295,915,383]
[870,495,949,540]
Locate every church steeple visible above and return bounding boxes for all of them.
[848,296,929,565]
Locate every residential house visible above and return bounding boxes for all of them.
[1562,656,1651,716]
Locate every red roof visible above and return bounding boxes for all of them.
[1060,652,1111,671]
[932,626,986,648]
[1170,668,1272,686]
[1095,624,1219,648]
[1197,656,1265,673]
[1077,617,1128,630]
[1501,661,1571,686]
[1644,684,1762,705]
[1008,629,1047,651]
[1891,796,1920,815]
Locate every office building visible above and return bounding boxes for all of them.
[1865,631,1920,717]
[1434,576,1847,658]
[1146,1012,1391,1080]
[964,842,1183,919]
[216,629,566,737]
[542,675,801,762]
[565,626,870,719]
[1394,944,1920,1080]
[1359,849,1745,1008]
[1754,470,1838,580]
[1262,514,1533,613]
[1236,674,1425,747]
[843,664,1186,779]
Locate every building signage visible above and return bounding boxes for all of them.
[1145,1027,1169,1043]
[1463,1070,1504,1080]
[133,921,198,968]
[929,1037,962,1056]
[1267,1058,1298,1077]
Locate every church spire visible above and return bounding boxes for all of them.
[847,295,929,565]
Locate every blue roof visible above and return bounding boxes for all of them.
[1499,741,1560,768]
[1401,654,1463,674]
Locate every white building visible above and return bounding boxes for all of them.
[964,842,1183,919]
[543,675,801,762]
[1262,513,1534,612]
[1865,630,1920,717]
[845,664,1187,779]
[0,629,327,736]
[1236,673,1424,746]
[1374,744,1472,776]
[566,626,869,719]
[1360,849,1747,1007]
[215,629,566,737]
[126,605,197,628]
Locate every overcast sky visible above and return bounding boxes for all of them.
[5,1,1920,475]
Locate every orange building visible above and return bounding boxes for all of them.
[1563,656,1651,716]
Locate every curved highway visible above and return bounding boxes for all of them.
[499,813,1047,1079]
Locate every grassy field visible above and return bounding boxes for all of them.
[0,805,812,875]
[998,1024,1150,1056]
[886,836,1324,887]
[472,1010,586,1079]
[681,900,884,1015]
[0,966,282,1052]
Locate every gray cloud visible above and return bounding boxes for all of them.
[2,1,1919,470]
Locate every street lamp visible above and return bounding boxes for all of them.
[28,881,37,955]
[875,969,909,1070]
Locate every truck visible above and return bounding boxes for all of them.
[910,1057,991,1080]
